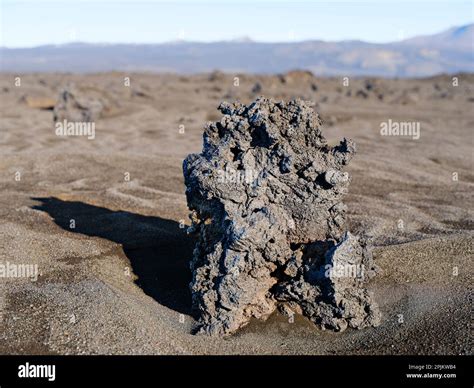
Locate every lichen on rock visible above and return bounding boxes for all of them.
[183,97,381,335]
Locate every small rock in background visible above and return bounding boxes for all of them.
[251,82,262,94]
[20,94,56,110]
[53,83,120,122]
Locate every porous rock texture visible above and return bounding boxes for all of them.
[183,97,381,336]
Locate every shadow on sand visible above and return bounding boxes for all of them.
[32,197,195,316]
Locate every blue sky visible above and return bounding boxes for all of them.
[1,0,473,47]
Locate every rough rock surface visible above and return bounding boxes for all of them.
[183,97,381,335]
[53,84,119,122]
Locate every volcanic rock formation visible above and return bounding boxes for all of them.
[183,97,381,335]
[53,84,120,122]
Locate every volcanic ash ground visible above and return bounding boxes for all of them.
[183,97,381,335]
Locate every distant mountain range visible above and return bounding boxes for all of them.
[1,24,472,77]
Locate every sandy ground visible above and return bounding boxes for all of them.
[0,71,472,355]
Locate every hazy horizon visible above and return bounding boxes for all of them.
[0,23,472,49]
[1,0,473,48]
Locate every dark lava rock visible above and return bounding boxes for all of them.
[183,97,381,335]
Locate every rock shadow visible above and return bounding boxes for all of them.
[32,197,194,316]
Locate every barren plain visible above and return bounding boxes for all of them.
[0,71,472,354]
